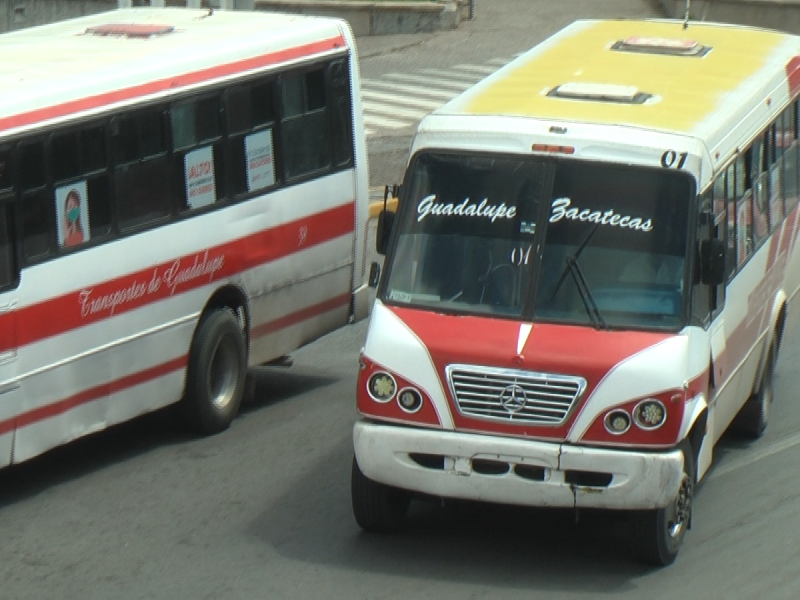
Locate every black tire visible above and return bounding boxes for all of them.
[633,441,695,567]
[733,340,775,438]
[351,456,410,533]
[179,309,247,435]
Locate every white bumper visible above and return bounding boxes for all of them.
[353,421,684,510]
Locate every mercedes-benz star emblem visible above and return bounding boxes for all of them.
[499,384,527,413]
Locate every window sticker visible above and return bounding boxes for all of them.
[55,181,90,248]
[245,129,275,192]
[549,197,653,232]
[185,146,216,209]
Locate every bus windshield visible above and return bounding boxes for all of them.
[381,152,693,329]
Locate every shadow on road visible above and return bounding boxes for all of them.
[249,435,655,593]
[0,364,338,509]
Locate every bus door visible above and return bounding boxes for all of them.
[0,193,18,469]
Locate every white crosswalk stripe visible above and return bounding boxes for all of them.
[360,55,512,136]
[382,73,480,91]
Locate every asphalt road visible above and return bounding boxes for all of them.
[3,1,800,598]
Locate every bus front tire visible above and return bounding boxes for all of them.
[180,309,247,435]
[351,456,410,533]
[733,341,775,438]
[633,441,694,567]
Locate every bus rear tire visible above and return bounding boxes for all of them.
[351,456,410,533]
[180,308,247,435]
[733,340,775,438]
[632,441,694,567]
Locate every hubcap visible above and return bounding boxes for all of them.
[207,335,239,409]
[667,473,693,539]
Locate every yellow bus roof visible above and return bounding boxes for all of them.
[449,20,800,136]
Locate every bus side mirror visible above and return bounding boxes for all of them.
[700,239,726,285]
[376,210,395,255]
[368,262,381,288]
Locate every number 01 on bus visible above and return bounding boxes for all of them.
[353,19,800,566]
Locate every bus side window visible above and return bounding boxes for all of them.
[18,140,53,261]
[0,200,17,289]
[112,108,173,230]
[784,101,799,217]
[280,68,332,180]
[737,191,754,265]
[0,146,11,194]
[747,136,769,248]
[725,162,738,279]
[171,95,225,211]
[328,59,354,168]
[225,79,277,198]
[768,120,784,230]
[51,124,113,246]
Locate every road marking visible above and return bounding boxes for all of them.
[709,430,800,480]
[361,89,443,110]
[403,69,485,86]
[360,79,459,100]
[362,100,429,120]
[360,56,513,136]
[364,114,408,129]
[382,73,479,91]
[453,64,501,75]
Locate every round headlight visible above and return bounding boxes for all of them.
[397,387,423,413]
[604,409,631,435]
[632,399,666,430]
[367,372,396,403]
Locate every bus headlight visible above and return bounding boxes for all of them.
[604,409,631,435]
[632,399,666,430]
[397,387,423,413]
[367,372,396,403]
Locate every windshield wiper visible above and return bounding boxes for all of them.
[564,256,607,329]
[548,223,607,329]
[549,223,599,301]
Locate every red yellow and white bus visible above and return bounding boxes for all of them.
[353,18,800,565]
[0,9,371,467]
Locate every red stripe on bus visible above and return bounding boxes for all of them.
[1,200,355,352]
[0,35,346,133]
[250,292,351,339]
[787,55,800,98]
[0,286,351,434]
[0,355,187,435]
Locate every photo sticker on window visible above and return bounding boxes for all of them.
[55,181,90,248]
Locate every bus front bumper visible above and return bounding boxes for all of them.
[353,420,684,510]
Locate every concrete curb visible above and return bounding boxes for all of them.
[254,0,472,35]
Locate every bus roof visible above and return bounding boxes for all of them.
[0,8,351,136]
[438,19,800,140]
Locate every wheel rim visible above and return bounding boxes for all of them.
[666,471,693,539]
[207,334,240,409]
[762,351,774,418]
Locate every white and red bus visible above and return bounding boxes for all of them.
[0,8,371,466]
[353,19,800,565]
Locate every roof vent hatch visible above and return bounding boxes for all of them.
[547,82,653,104]
[612,36,711,57]
[85,24,175,38]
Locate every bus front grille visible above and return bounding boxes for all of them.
[446,364,586,426]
